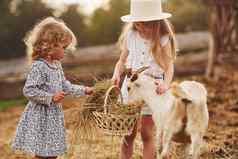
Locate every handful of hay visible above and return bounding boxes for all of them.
[67,80,142,157]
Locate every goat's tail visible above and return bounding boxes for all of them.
[186,100,209,133]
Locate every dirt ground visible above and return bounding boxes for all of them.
[0,66,238,159]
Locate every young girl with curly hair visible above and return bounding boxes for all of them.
[12,17,93,159]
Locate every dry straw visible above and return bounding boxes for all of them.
[93,85,142,136]
[66,79,142,158]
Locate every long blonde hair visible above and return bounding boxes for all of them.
[118,19,177,70]
[24,17,77,63]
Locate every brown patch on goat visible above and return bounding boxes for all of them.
[124,68,132,78]
[182,98,192,105]
[173,116,191,143]
[172,99,191,143]
[130,74,138,82]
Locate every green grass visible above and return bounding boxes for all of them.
[0,98,27,111]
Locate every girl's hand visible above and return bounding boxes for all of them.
[85,87,94,95]
[155,81,169,95]
[53,91,66,103]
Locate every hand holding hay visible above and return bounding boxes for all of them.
[84,86,94,95]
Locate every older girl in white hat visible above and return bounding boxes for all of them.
[112,0,177,158]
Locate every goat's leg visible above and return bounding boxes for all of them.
[156,126,163,153]
[160,129,173,159]
[189,133,202,159]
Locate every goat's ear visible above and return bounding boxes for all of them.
[130,73,138,82]
[170,82,181,97]
[125,68,132,78]
[170,82,179,89]
[135,66,150,74]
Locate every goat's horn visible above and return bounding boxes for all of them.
[135,66,150,74]
[129,66,150,82]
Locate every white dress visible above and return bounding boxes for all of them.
[121,30,170,115]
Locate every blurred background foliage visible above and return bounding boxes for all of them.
[0,0,208,59]
[163,0,208,32]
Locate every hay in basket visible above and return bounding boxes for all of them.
[92,84,142,136]
[66,79,143,158]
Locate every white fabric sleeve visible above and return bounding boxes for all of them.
[23,62,53,106]
[58,63,86,97]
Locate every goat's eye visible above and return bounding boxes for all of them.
[130,74,138,82]
[127,87,131,91]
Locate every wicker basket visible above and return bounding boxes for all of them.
[92,85,141,136]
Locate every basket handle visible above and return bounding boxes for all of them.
[104,85,123,113]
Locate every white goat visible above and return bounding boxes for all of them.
[126,71,209,159]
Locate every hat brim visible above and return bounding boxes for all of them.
[121,13,172,22]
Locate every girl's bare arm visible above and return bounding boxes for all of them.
[113,50,128,76]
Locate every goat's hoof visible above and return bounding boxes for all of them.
[186,154,193,159]
[160,154,171,159]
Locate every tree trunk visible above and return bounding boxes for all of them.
[206,36,215,77]
[206,0,238,78]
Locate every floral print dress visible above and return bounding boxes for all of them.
[12,58,86,157]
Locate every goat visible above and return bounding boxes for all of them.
[126,68,209,159]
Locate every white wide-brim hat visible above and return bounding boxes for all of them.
[121,0,172,22]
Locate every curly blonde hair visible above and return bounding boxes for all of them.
[24,17,77,62]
